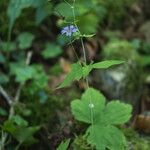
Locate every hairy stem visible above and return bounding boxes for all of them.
[70,1,94,149]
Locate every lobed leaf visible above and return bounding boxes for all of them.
[71,88,105,124]
[101,101,132,125]
[86,125,126,150]
[71,88,132,150]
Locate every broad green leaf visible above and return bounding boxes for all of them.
[11,115,28,126]
[101,101,132,125]
[71,88,105,124]
[75,0,94,16]
[86,125,126,150]
[54,0,94,20]
[31,65,48,88]
[58,62,83,88]
[71,88,132,150]
[17,32,34,49]
[2,120,16,133]
[25,65,48,94]
[92,60,124,69]
[77,14,99,34]
[57,139,70,150]
[10,63,37,83]
[2,119,40,145]
[54,2,73,19]
[0,42,16,52]
[7,0,34,28]
[7,0,48,28]
[13,126,40,144]
[58,60,124,88]
[42,43,62,59]
[15,66,36,82]
[36,3,52,25]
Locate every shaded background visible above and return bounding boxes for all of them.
[0,0,150,149]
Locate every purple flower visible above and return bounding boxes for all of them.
[61,25,78,36]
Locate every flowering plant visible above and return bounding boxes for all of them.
[61,25,78,36]
[57,0,132,150]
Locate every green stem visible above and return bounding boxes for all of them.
[70,39,80,61]
[70,1,94,149]
[81,38,87,65]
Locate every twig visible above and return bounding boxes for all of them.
[9,51,33,118]
[1,51,33,149]
[14,51,32,103]
[0,85,12,106]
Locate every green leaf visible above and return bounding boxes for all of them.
[3,119,40,145]
[58,60,124,88]
[75,0,94,15]
[54,2,73,20]
[17,32,34,49]
[11,115,28,126]
[7,0,34,28]
[77,14,99,34]
[42,43,62,59]
[92,60,124,69]
[16,66,35,82]
[0,41,16,52]
[13,126,40,144]
[36,3,52,25]
[71,88,132,150]
[24,65,48,94]
[101,101,132,125]
[86,125,126,150]
[71,88,105,124]
[10,64,36,83]
[57,139,70,150]
[32,65,48,88]
[57,62,83,88]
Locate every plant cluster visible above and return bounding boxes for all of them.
[1,0,149,150]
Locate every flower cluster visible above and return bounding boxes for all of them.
[61,25,78,36]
